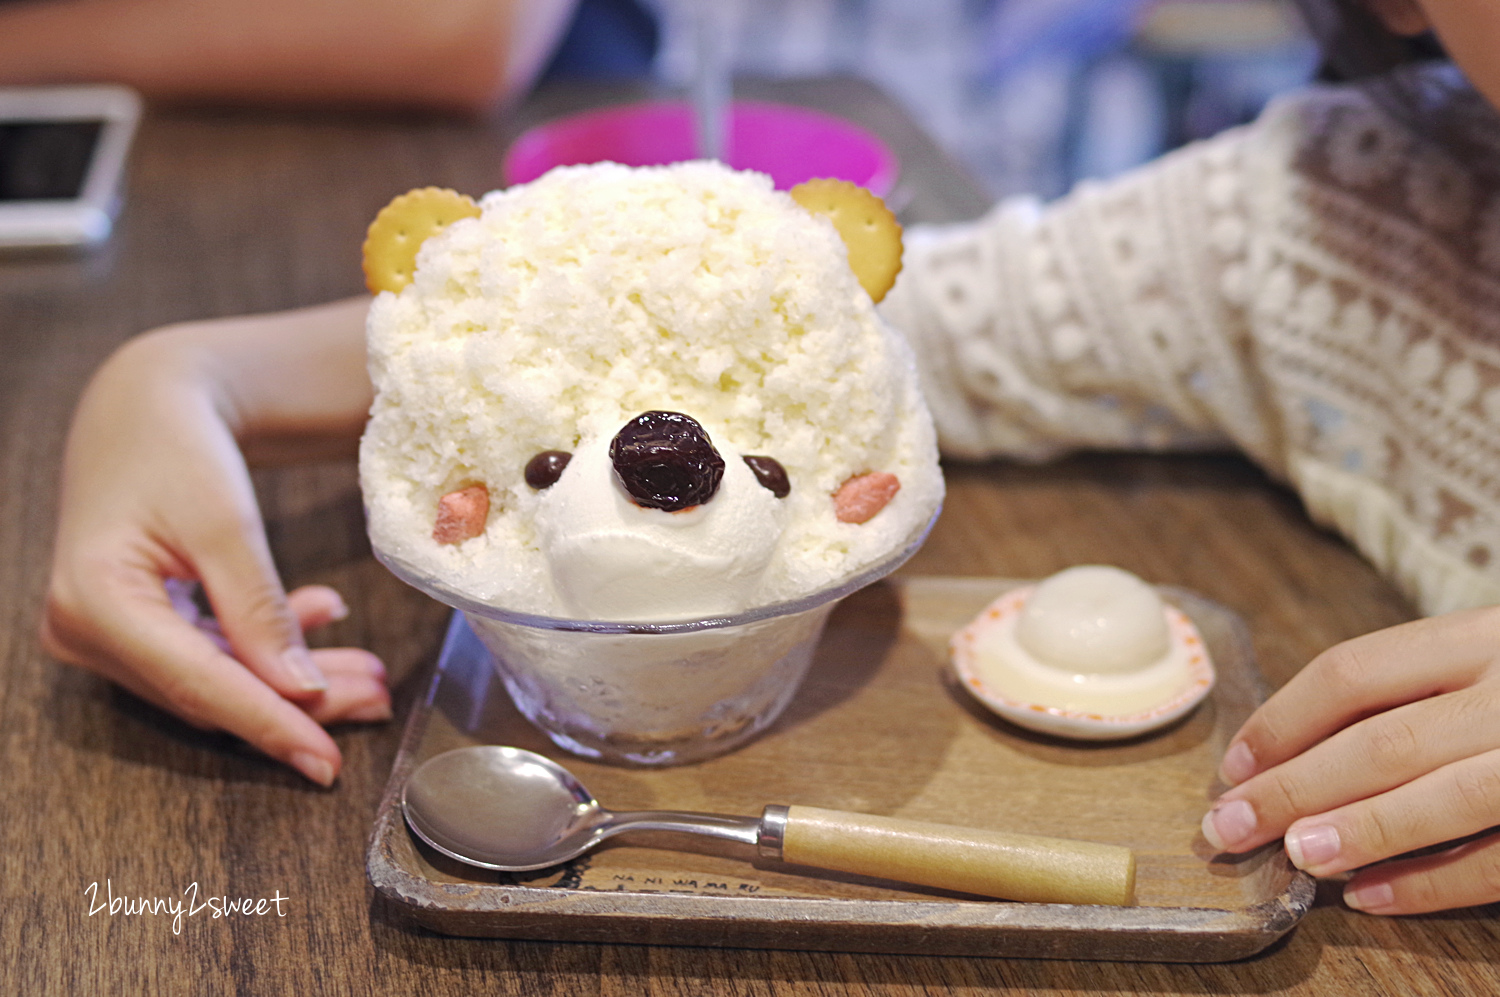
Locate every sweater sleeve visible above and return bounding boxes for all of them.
[881,79,1500,616]
[880,121,1282,470]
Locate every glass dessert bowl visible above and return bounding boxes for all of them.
[374,509,937,766]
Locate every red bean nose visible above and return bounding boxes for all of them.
[609,411,725,512]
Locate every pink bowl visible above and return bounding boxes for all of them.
[503,100,898,196]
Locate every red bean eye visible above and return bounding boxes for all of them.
[743,455,790,498]
[525,450,572,489]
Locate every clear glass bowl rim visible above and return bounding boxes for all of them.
[372,505,940,635]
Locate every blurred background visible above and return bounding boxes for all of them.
[642,0,1318,199]
[0,0,1322,203]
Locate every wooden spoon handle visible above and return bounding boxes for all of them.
[777,805,1136,906]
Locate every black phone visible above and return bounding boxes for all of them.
[0,84,141,249]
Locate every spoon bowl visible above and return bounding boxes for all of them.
[402,746,762,872]
[403,746,608,870]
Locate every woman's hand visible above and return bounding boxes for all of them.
[41,298,386,786]
[1202,608,1500,914]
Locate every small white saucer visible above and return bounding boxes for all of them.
[949,585,1216,741]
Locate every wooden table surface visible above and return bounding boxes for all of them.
[2,77,1496,995]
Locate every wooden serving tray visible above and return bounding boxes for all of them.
[366,577,1313,961]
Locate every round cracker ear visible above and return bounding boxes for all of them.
[789,179,903,303]
[362,187,482,294]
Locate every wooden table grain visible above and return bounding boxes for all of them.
[2,77,1496,995]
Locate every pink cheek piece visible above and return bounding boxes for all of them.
[433,484,490,545]
[834,472,901,524]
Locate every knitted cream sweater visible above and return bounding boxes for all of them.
[881,70,1500,616]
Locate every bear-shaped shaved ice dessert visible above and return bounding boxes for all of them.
[359,161,944,624]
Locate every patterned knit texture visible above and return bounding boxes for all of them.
[881,67,1500,615]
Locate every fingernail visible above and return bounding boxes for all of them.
[282,646,328,692]
[1202,799,1257,851]
[1219,741,1256,785]
[1284,824,1340,870]
[344,700,394,723]
[1344,881,1395,913]
[290,751,336,787]
[326,591,349,622]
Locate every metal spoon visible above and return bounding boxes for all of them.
[401,746,1137,906]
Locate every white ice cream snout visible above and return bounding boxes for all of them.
[533,411,788,621]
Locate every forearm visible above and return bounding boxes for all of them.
[0,0,578,113]
[121,296,374,465]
